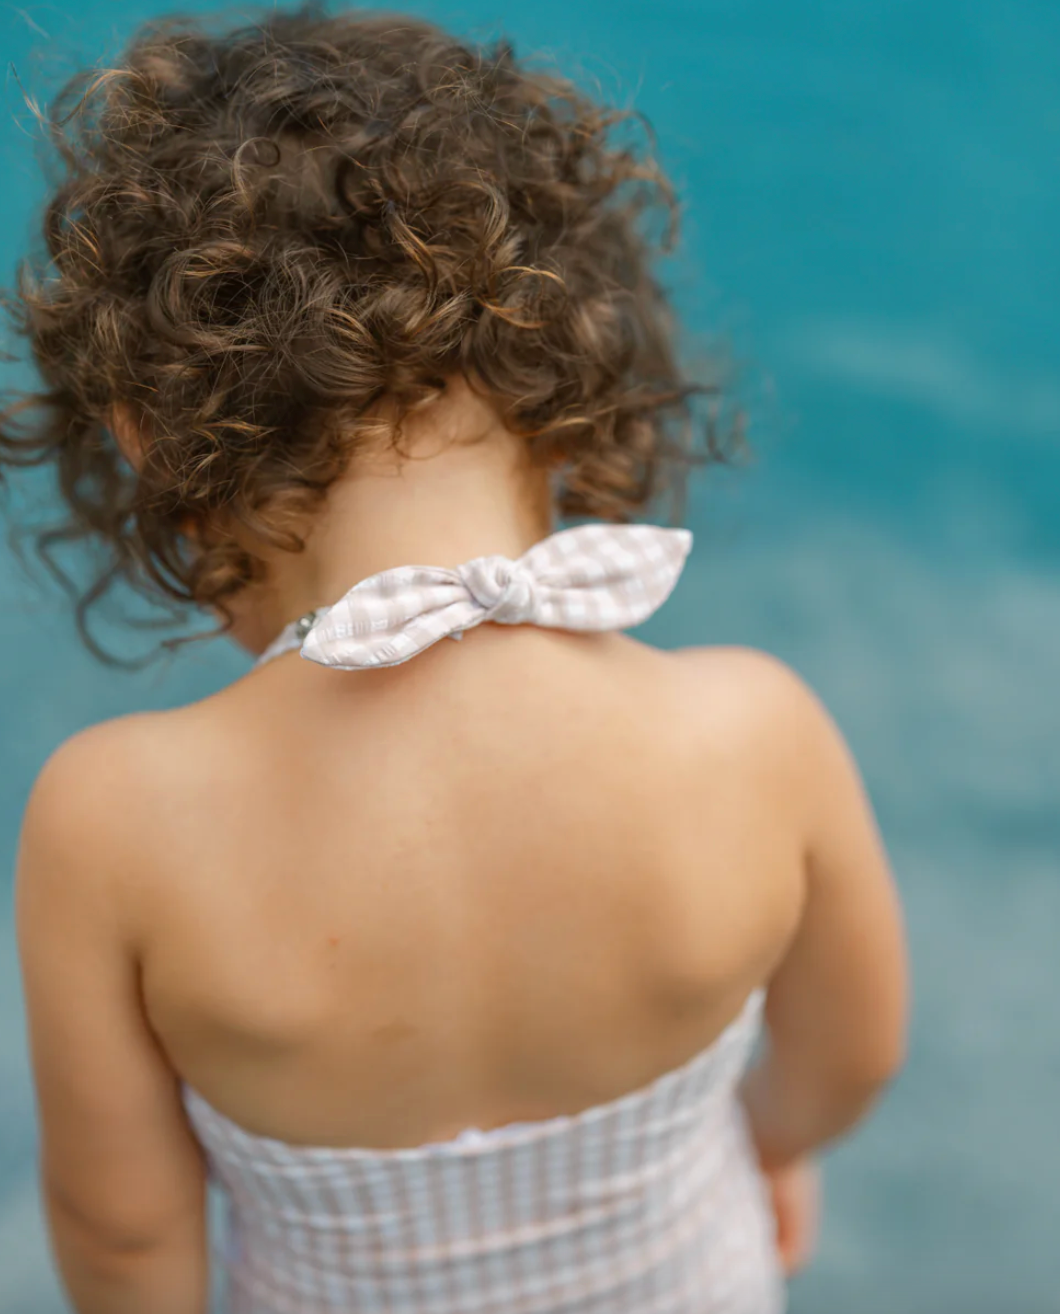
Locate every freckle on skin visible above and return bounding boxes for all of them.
[327,936,340,947]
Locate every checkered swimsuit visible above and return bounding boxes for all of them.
[182,524,786,1312]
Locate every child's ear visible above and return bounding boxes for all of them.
[107,405,203,543]
[107,404,148,472]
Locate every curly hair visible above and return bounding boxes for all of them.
[0,3,733,663]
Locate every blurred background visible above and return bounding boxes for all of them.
[1,2,1058,1311]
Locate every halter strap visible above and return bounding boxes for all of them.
[255,523,692,671]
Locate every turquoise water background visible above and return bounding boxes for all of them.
[1,3,1058,1311]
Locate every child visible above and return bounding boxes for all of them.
[4,8,908,1312]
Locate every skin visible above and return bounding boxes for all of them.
[15,377,908,1313]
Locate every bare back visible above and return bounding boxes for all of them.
[132,625,804,1150]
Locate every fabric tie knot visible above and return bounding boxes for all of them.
[258,522,693,672]
[457,556,536,624]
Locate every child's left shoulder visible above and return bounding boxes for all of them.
[29,707,188,811]
[19,703,216,885]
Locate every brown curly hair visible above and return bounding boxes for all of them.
[0,3,733,663]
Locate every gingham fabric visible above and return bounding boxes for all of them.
[182,990,785,1314]
[194,522,786,1311]
[255,523,694,671]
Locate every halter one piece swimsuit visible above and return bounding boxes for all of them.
[180,523,786,1314]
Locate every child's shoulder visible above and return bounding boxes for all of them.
[666,644,832,733]
[23,701,224,866]
[663,642,865,824]
[31,708,179,801]
[15,708,202,929]
[33,699,214,793]
[659,643,851,791]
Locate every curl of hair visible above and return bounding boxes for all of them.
[0,4,735,663]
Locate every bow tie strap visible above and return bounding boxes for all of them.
[261,523,692,672]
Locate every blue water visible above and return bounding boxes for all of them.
[1,3,1058,1311]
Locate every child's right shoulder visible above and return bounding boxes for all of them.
[667,645,835,741]
[662,644,859,807]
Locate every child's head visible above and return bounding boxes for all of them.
[1,4,726,658]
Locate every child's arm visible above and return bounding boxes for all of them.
[739,660,909,1170]
[15,718,210,1314]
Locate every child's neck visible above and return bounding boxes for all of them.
[223,382,555,659]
